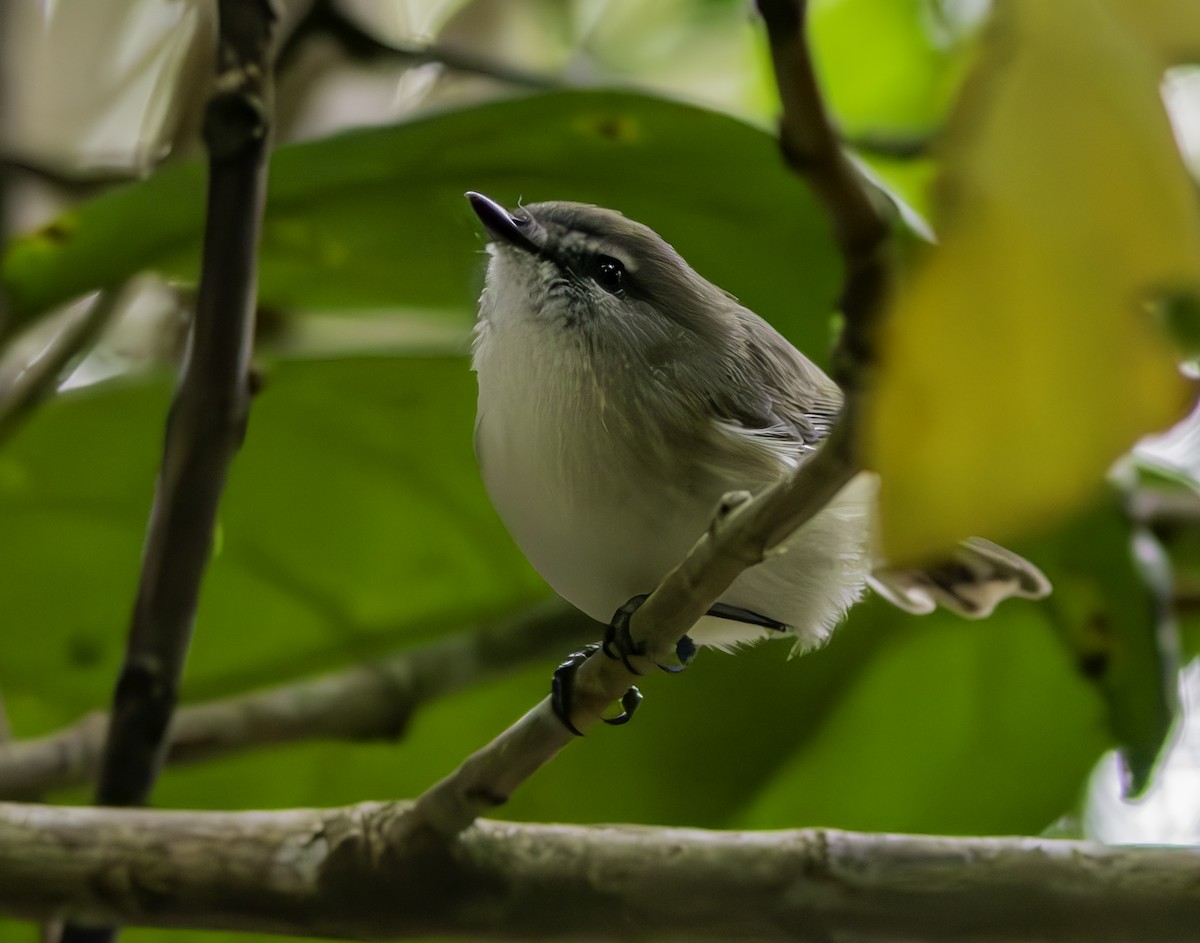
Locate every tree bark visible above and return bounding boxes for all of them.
[2,800,1198,942]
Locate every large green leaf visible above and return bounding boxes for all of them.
[0,352,1110,842]
[0,356,545,732]
[733,600,1109,834]
[1,90,840,356]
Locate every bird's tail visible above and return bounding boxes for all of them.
[868,537,1051,619]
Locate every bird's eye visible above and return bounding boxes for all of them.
[593,256,625,294]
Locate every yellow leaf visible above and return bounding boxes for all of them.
[1109,0,1200,66]
[865,0,1200,564]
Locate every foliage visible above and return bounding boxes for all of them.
[865,0,1200,562]
[1,1,1198,941]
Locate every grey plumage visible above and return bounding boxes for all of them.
[468,194,1050,651]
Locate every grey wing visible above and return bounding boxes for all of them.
[706,310,844,478]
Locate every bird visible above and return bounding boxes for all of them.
[466,191,1050,727]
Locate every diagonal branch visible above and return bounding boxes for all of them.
[2,800,1199,942]
[395,0,894,842]
[0,284,125,447]
[0,601,597,801]
[756,0,893,387]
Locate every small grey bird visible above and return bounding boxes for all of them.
[467,192,1050,669]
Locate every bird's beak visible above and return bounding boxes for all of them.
[466,191,541,254]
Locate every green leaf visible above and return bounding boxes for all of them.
[733,600,1109,835]
[1032,494,1179,796]
[0,353,1109,842]
[0,356,544,732]
[0,90,840,356]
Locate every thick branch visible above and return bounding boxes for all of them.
[2,800,1198,941]
[59,7,278,943]
[88,0,277,813]
[0,601,596,800]
[400,0,889,841]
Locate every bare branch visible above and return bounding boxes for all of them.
[57,6,278,942]
[278,0,563,91]
[756,0,893,387]
[0,0,9,339]
[1130,487,1200,529]
[86,0,278,813]
[844,131,934,161]
[0,601,597,801]
[1,800,1198,941]
[0,285,124,446]
[399,0,892,841]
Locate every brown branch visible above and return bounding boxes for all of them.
[88,0,277,810]
[844,131,934,161]
[58,5,279,942]
[395,0,893,843]
[0,0,9,340]
[2,800,1199,941]
[0,601,597,801]
[756,0,894,388]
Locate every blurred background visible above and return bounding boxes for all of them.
[0,1,1199,940]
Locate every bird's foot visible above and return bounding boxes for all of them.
[658,634,697,674]
[551,643,643,737]
[601,594,650,672]
[550,593,706,736]
[603,593,698,673]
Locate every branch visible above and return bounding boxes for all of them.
[397,0,893,842]
[0,284,124,446]
[0,0,9,339]
[2,800,1199,941]
[86,0,277,812]
[0,601,597,800]
[756,0,893,388]
[58,6,278,942]
[278,0,563,90]
[844,130,934,160]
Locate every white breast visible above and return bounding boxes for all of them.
[472,258,873,651]
[474,303,702,625]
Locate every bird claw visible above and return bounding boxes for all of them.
[659,634,697,674]
[550,643,643,736]
[601,594,649,674]
[550,593,698,735]
[604,594,697,674]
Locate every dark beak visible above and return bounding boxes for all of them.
[466,191,541,254]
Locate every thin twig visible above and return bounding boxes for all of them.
[278,0,563,91]
[392,0,894,843]
[2,800,1200,941]
[0,0,9,340]
[844,131,934,161]
[0,601,596,801]
[0,285,125,446]
[1129,488,1200,528]
[756,0,894,387]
